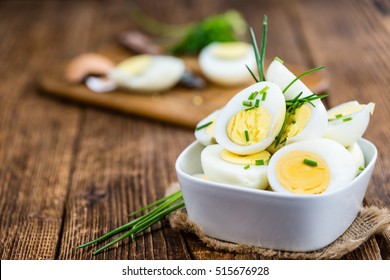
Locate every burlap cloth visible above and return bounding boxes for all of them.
[167,183,390,259]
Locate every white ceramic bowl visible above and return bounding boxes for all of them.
[175,138,377,252]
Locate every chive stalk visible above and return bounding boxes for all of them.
[195,121,213,131]
[343,117,353,122]
[244,130,250,141]
[304,158,318,166]
[77,190,184,255]
[282,66,325,94]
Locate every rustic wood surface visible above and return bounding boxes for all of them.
[0,0,389,260]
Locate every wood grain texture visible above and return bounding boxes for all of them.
[0,0,389,260]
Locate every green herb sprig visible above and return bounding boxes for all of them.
[77,191,184,255]
[274,92,329,147]
[282,66,325,94]
[246,15,268,82]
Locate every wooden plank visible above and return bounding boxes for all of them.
[295,0,390,259]
[58,110,194,259]
[0,1,86,259]
[56,1,194,259]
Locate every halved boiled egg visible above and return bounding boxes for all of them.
[268,138,356,195]
[324,101,375,147]
[347,141,365,176]
[265,59,328,151]
[108,55,185,92]
[214,81,286,155]
[199,42,256,86]
[194,109,220,146]
[201,144,270,189]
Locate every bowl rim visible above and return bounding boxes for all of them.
[175,138,377,201]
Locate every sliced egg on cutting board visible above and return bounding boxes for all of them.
[324,101,375,147]
[201,144,270,189]
[194,109,220,146]
[268,138,356,195]
[214,81,286,155]
[108,55,185,92]
[199,42,256,87]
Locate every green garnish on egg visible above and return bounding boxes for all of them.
[303,158,318,167]
[195,121,213,131]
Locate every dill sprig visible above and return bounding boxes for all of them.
[77,191,184,255]
[247,15,268,82]
[274,93,329,147]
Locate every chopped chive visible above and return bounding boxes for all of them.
[255,99,260,107]
[248,91,259,100]
[274,56,284,64]
[335,113,343,119]
[282,66,325,94]
[292,120,296,124]
[255,159,264,165]
[343,117,353,122]
[261,91,267,101]
[244,165,250,170]
[358,166,365,171]
[244,130,250,141]
[245,107,256,111]
[242,100,253,107]
[195,121,213,131]
[304,158,318,166]
[259,85,269,94]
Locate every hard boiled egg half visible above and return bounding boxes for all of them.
[265,59,328,151]
[214,81,286,155]
[108,55,185,92]
[268,138,356,195]
[199,42,256,87]
[201,144,270,189]
[194,109,220,146]
[324,101,375,147]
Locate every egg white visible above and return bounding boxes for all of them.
[324,101,375,147]
[201,144,269,189]
[347,141,365,176]
[199,42,256,87]
[215,81,286,155]
[109,55,185,92]
[268,138,356,194]
[194,109,220,146]
[266,59,313,99]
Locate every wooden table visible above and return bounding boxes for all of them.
[1,0,389,260]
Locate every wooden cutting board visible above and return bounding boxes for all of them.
[39,56,329,129]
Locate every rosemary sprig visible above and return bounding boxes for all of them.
[274,92,329,147]
[248,15,268,82]
[77,190,184,255]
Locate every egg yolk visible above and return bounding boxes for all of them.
[116,55,152,76]
[286,103,311,138]
[267,104,311,154]
[213,42,249,59]
[327,104,365,120]
[227,107,272,146]
[220,149,270,165]
[276,150,330,194]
